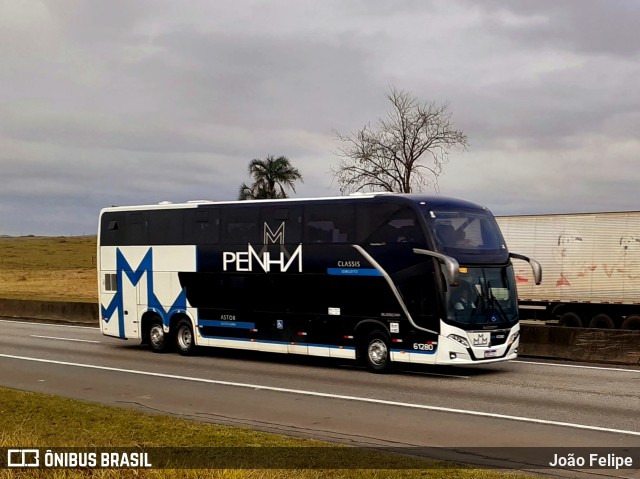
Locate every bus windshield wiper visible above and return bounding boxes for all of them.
[487,281,508,323]
[467,280,484,324]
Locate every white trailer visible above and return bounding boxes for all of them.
[496,212,640,330]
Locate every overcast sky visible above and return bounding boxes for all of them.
[1,0,639,236]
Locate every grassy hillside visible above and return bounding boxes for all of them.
[0,236,97,302]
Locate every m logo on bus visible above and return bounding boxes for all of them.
[222,222,303,273]
[264,222,285,244]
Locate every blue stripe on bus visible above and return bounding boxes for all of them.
[197,335,356,351]
[308,343,356,350]
[198,320,256,329]
[392,349,437,355]
[199,335,282,344]
[327,268,382,276]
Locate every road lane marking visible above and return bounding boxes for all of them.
[515,360,640,374]
[29,335,100,344]
[1,353,639,437]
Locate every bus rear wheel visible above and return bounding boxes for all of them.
[175,319,196,356]
[363,331,392,373]
[148,319,169,353]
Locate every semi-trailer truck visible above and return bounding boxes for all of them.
[497,211,640,330]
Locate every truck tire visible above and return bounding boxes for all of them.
[621,315,640,330]
[558,312,583,328]
[588,314,615,329]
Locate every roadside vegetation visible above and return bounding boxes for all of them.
[0,387,537,479]
[0,236,96,302]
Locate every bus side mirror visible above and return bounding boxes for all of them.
[509,252,542,285]
[413,248,460,286]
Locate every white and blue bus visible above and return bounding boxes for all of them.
[98,194,540,372]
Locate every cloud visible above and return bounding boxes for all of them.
[472,0,640,58]
[1,0,639,235]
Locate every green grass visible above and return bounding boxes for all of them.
[0,388,537,479]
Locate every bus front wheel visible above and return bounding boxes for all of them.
[175,319,196,356]
[363,331,392,373]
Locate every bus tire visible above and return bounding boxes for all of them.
[588,314,615,329]
[621,315,640,330]
[148,319,169,353]
[175,319,196,356]
[363,330,392,373]
[558,312,583,328]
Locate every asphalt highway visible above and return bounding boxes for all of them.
[1,318,639,476]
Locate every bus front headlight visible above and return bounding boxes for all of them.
[508,330,520,346]
[447,334,470,348]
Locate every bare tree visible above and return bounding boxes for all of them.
[333,87,468,194]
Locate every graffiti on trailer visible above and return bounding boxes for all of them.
[549,233,640,286]
[552,231,596,287]
[511,228,640,287]
[603,236,640,279]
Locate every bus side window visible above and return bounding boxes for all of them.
[184,209,219,244]
[222,207,259,245]
[148,210,183,245]
[304,204,355,244]
[358,204,422,245]
[104,273,118,292]
[100,212,125,246]
[127,212,149,245]
[307,222,333,243]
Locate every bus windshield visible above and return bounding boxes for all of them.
[423,207,508,263]
[446,266,518,326]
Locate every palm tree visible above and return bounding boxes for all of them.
[238,155,303,200]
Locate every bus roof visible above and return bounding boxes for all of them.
[100,193,488,213]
